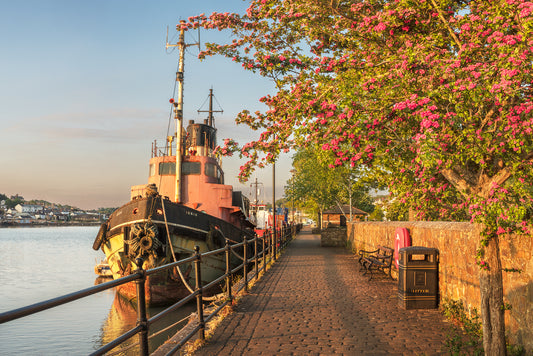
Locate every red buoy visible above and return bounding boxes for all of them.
[394,227,411,269]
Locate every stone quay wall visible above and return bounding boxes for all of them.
[347,221,533,353]
[320,226,347,247]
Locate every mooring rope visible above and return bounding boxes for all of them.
[161,196,195,294]
[160,196,221,302]
[231,248,246,261]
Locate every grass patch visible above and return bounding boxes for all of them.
[442,298,484,356]
[441,298,525,356]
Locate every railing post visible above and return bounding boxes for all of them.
[225,238,232,302]
[254,234,258,280]
[243,236,248,292]
[194,246,205,341]
[134,258,149,356]
[272,229,275,260]
[262,233,266,272]
[270,230,272,260]
[273,227,277,261]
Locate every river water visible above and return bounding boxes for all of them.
[0,226,195,355]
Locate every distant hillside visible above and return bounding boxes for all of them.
[0,193,117,214]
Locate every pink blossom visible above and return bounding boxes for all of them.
[374,22,386,32]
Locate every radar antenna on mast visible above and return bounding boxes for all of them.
[166,23,201,51]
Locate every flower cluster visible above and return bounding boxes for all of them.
[477,260,490,271]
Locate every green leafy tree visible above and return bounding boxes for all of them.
[5,198,24,209]
[186,1,533,353]
[368,204,385,221]
[286,146,341,228]
[286,146,374,228]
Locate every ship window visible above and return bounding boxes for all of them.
[159,162,175,175]
[205,163,217,178]
[182,162,201,175]
[149,164,156,177]
[205,163,223,183]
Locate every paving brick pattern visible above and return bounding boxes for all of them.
[193,229,453,355]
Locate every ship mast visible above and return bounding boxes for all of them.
[198,88,223,127]
[167,21,198,203]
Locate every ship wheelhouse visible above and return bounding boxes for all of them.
[130,117,250,226]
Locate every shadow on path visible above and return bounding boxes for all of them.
[194,228,452,355]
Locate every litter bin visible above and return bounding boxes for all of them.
[398,246,439,309]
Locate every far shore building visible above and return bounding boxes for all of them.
[322,205,368,227]
[15,204,44,214]
[12,212,33,224]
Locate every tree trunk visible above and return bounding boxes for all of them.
[478,229,507,355]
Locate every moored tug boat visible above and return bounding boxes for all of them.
[250,202,269,237]
[92,25,255,306]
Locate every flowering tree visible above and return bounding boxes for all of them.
[187,1,533,353]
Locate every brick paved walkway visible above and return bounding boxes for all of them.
[193,228,453,355]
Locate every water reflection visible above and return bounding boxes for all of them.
[0,227,197,355]
[98,286,196,355]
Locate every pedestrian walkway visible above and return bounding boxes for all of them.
[193,228,453,355]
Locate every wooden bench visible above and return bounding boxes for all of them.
[358,245,394,280]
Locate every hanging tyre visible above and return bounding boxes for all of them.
[126,222,162,259]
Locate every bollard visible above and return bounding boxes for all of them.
[134,258,149,356]
[225,239,232,302]
[194,246,205,340]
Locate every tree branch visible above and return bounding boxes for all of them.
[429,0,462,49]
[441,167,472,198]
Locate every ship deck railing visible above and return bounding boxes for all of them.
[0,223,303,356]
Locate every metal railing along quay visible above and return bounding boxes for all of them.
[0,224,300,356]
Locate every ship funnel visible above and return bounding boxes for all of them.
[186,121,216,157]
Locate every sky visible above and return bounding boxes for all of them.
[0,0,293,210]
